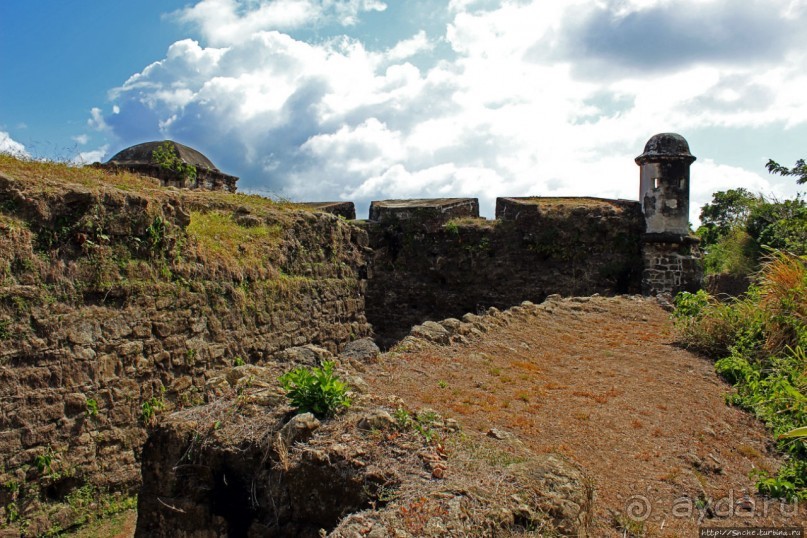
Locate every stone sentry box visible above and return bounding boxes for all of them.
[636,133,703,295]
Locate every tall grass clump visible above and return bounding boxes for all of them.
[674,252,807,500]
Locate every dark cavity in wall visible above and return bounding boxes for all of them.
[211,467,255,538]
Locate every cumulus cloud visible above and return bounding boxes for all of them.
[95,0,807,220]
[0,131,28,157]
[88,107,109,131]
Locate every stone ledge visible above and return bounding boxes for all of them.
[369,198,479,223]
[495,196,640,220]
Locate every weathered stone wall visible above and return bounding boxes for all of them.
[641,238,703,296]
[365,197,645,346]
[0,167,370,533]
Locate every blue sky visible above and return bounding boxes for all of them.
[2,0,806,221]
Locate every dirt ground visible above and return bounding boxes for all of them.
[364,295,803,536]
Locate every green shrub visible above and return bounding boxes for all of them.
[152,142,197,184]
[444,221,460,235]
[714,353,756,385]
[701,228,758,276]
[279,361,350,419]
[673,292,752,357]
[755,459,807,501]
[672,290,711,319]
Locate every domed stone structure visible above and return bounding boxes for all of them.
[636,133,695,236]
[101,140,238,192]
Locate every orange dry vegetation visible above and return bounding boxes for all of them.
[365,296,801,536]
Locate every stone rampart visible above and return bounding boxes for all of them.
[363,196,646,346]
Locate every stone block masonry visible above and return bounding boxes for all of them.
[364,196,646,346]
[642,237,703,295]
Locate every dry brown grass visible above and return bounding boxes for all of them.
[365,296,798,536]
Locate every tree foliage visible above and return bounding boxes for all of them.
[697,188,760,248]
[766,158,807,185]
[696,159,807,276]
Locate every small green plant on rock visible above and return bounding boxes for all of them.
[85,398,98,418]
[394,407,412,430]
[140,396,166,425]
[145,215,166,253]
[279,361,350,419]
[34,446,57,476]
[444,221,460,235]
[0,319,10,340]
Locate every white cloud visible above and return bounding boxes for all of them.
[385,31,433,62]
[88,107,109,131]
[72,134,90,145]
[175,0,387,46]
[96,0,807,221]
[72,145,109,165]
[0,131,28,157]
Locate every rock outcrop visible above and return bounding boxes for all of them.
[135,362,593,537]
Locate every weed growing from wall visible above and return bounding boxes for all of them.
[140,395,166,426]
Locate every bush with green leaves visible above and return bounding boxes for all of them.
[672,290,711,319]
[279,361,350,419]
[151,142,197,185]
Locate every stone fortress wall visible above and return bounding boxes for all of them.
[362,196,647,345]
[329,133,701,344]
[0,133,702,533]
